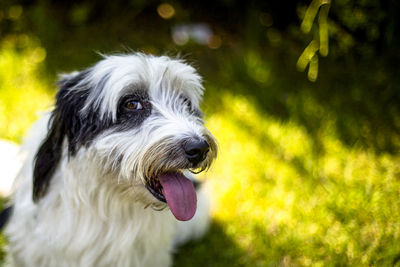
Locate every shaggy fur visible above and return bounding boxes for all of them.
[3,53,217,267]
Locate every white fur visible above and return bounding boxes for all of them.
[4,54,216,267]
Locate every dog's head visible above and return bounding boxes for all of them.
[33,53,217,221]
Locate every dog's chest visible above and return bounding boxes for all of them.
[54,206,177,266]
[8,199,177,267]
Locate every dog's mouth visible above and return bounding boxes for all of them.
[145,171,197,221]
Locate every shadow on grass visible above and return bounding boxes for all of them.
[174,221,256,267]
[202,51,400,155]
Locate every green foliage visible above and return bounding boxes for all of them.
[298,0,330,81]
[1,0,400,266]
[0,35,52,142]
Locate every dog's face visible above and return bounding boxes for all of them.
[33,54,217,221]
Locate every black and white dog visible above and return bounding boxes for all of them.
[2,53,217,266]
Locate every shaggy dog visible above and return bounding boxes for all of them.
[2,53,217,266]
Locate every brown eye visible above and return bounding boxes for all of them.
[124,99,143,110]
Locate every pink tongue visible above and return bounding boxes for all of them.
[158,172,197,221]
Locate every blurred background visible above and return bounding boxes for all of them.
[1,0,400,265]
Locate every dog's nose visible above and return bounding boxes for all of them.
[183,139,210,165]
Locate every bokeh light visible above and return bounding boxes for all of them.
[157,3,175,20]
[8,5,22,20]
[207,34,222,49]
[259,12,273,27]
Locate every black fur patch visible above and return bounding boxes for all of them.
[33,69,153,202]
[0,206,13,230]
[116,91,152,130]
[57,72,114,156]
[33,70,99,201]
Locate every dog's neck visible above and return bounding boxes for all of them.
[21,149,177,266]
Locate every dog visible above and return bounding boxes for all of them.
[2,53,217,266]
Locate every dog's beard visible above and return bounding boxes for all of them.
[97,133,217,221]
[140,136,216,221]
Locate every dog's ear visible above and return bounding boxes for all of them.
[33,71,89,202]
[32,112,64,202]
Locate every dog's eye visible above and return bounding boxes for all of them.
[124,99,143,110]
[183,97,192,110]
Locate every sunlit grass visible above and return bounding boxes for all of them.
[1,44,400,266]
[196,92,400,266]
[0,36,53,143]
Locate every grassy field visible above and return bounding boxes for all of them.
[1,36,400,266]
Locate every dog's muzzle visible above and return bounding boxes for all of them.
[144,136,216,222]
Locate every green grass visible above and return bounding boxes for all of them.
[0,35,52,143]
[174,93,400,266]
[1,37,400,266]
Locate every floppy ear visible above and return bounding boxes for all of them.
[32,71,89,202]
[32,112,64,202]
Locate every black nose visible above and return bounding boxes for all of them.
[183,139,210,165]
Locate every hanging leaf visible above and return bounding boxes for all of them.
[301,0,330,33]
[308,54,319,82]
[298,0,331,81]
[318,4,330,56]
[297,40,319,72]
